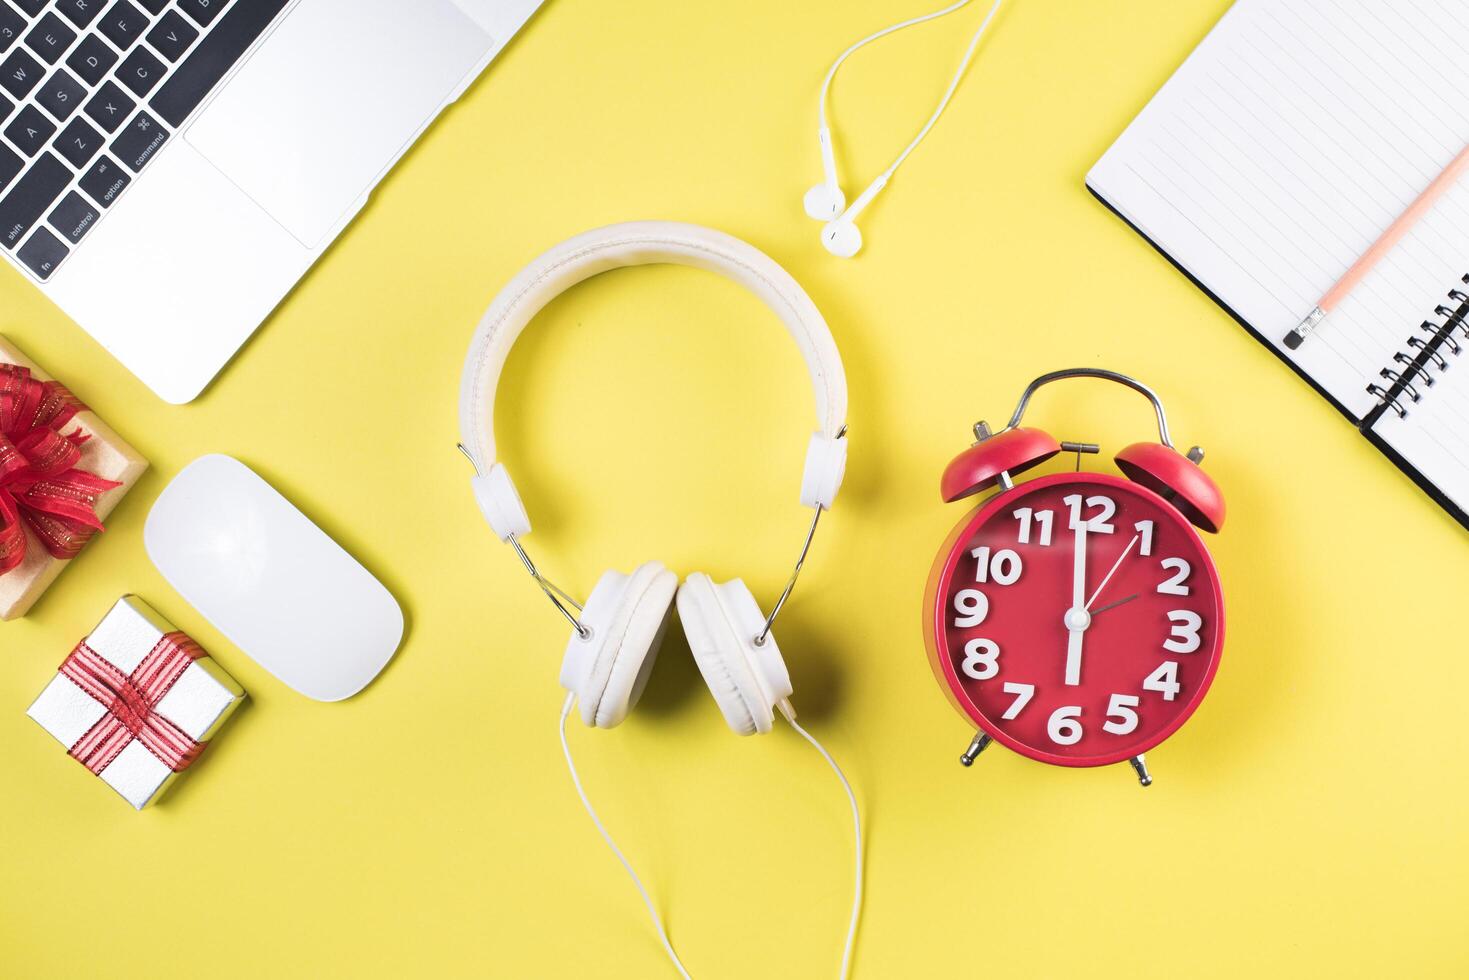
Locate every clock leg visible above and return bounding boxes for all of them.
[960,732,992,767]
[1128,755,1153,787]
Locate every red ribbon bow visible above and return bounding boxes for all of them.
[0,363,121,576]
[60,633,209,775]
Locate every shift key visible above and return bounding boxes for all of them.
[0,153,71,249]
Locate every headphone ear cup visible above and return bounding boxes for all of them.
[560,562,678,728]
[677,574,794,736]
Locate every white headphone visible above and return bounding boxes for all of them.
[459,222,861,978]
[805,0,1004,257]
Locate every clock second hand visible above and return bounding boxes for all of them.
[1085,532,1140,612]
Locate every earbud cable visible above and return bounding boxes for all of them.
[559,693,694,979]
[819,0,1004,185]
[778,701,864,980]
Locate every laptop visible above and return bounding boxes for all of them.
[0,0,545,403]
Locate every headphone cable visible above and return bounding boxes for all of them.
[819,0,1005,186]
[559,693,694,979]
[779,700,865,980]
[559,694,865,980]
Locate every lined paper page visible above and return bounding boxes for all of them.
[1087,0,1469,421]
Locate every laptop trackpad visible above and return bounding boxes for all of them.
[186,0,491,248]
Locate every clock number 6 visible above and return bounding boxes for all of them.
[1164,610,1202,653]
[961,638,1000,680]
[1047,705,1084,745]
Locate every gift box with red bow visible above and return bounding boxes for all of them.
[0,336,147,620]
[28,596,245,809]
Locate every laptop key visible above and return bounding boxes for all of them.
[151,0,286,127]
[0,90,11,123]
[145,10,196,62]
[47,189,97,242]
[0,47,41,99]
[12,0,46,16]
[115,42,163,96]
[111,108,165,170]
[0,142,21,193]
[53,116,101,167]
[4,103,55,155]
[25,13,77,65]
[137,0,167,13]
[177,0,229,28]
[18,225,66,278]
[0,152,70,249]
[0,5,25,55]
[68,33,119,85]
[36,68,86,120]
[99,1,148,51]
[78,153,127,206]
[84,79,133,131]
[56,0,106,30]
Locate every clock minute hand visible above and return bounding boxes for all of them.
[1063,522,1088,686]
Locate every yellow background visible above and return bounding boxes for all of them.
[3,1,1466,976]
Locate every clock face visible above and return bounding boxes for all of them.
[926,471,1224,767]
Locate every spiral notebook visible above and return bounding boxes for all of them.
[1087,0,1469,530]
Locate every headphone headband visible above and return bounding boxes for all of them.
[459,222,850,540]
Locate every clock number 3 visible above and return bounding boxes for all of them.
[1164,610,1202,653]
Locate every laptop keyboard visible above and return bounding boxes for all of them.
[0,0,288,281]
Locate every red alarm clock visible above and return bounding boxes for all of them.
[923,369,1226,786]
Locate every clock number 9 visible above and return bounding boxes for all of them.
[970,546,1023,585]
[961,638,1001,680]
[952,588,989,627]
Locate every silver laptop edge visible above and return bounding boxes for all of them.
[1,0,545,403]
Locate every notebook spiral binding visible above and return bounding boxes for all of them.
[1367,274,1469,419]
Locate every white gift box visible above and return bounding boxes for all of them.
[28,596,245,810]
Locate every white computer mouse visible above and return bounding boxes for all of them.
[145,454,404,702]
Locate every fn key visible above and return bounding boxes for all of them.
[18,227,67,279]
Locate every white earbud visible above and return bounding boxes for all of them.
[804,126,847,220]
[821,175,888,257]
[805,0,1004,258]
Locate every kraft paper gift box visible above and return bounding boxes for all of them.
[0,335,148,620]
[28,596,246,809]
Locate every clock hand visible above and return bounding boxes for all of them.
[1063,521,1088,686]
[1085,533,1140,611]
[1089,593,1139,617]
